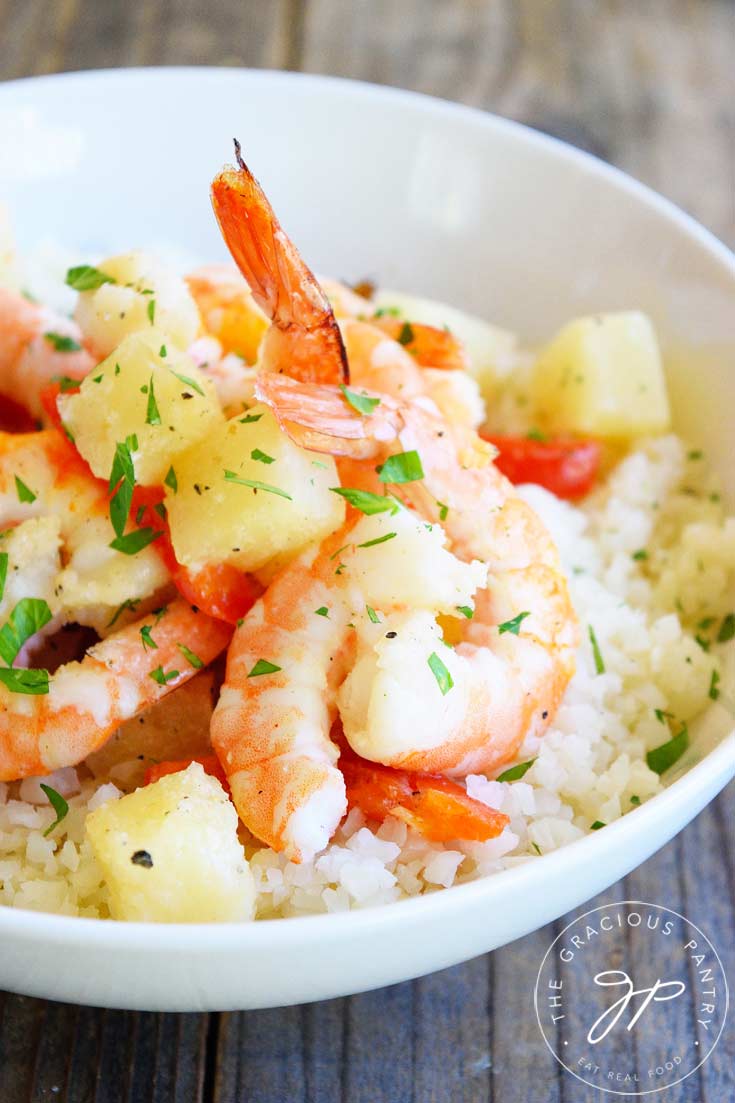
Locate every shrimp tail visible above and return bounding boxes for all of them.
[211,143,349,385]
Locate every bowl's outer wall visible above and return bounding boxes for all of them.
[0,69,733,1011]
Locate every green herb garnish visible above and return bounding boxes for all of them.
[106,598,140,628]
[498,611,531,636]
[357,532,397,549]
[145,376,161,426]
[239,412,263,424]
[147,299,156,324]
[717,613,735,643]
[224,471,292,500]
[15,476,36,504]
[65,265,116,291]
[588,624,605,673]
[590,820,606,830]
[632,549,648,561]
[0,667,49,694]
[427,651,453,695]
[314,607,329,617]
[646,725,689,775]
[709,669,720,701]
[366,605,380,624]
[177,643,203,669]
[251,449,275,465]
[164,466,178,494]
[41,784,69,836]
[496,759,536,783]
[140,625,158,651]
[377,450,424,484]
[0,553,7,604]
[44,332,81,353]
[149,666,179,686]
[109,528,162,555]
[171,370,204,397]
[247,659,282,677]
[630,795,641,806]
[397,321,415,346]
[330,487,398,516]
[0,598,53,666]
[456,605,473,619]
[340,384,381,416]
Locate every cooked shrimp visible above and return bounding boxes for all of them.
[0,286,93,419]
[0,598,232,781]
[186,263,268,364]
[255,372,578,776]
[210,525,356,862]
[210,141,349,385]
[212,498,488,860]
[370,314,471,372]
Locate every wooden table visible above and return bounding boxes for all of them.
[0,2,733,1100]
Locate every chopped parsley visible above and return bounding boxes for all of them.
[330,487,398,516]
[646,725,689,775]
[377,450,424,484]
[145,376,161,426]
[709,669,721,701]
[247,659,282,677]
[108,435,138,538]
[526,427,548,443]
[109,527,162,555]
[373,306,401,318]
[224,471,292,500]
[436,500,449,522]
[0,597,53,666]
[314,607,329,617]
[340,384,381,416]
[498,611,531,636]
[149,666,179,686]
[159,344,167,358]
[366,605,380,624]
[654,707,673,724]
[0,667,49,694]
[630,795,641,806]
[687,449,703,461]
[632,549,648,561]
[52,374,82,392]
[588,624,605,674]
[496,758,536,783]
[590,820,606,831]
[41,784,70,837]
[177,643,203,669]
[14,476,36,504]
[357,532,397,549]
[170,370,205,397]
[106,598,140,628]
[251,448,275,465]
[456,605,473,619]
[717,613,735,643]
[147,298,156,324]
[397,321,415,346]
[65,264,116,291]
[695,634,710,653]
[531,842,542,855]
[44,332,81,352]
[164,466,178,493]
[427,651,453,695]
[139,625,158,651]
[0,553,7,604]
[239,412,263,424]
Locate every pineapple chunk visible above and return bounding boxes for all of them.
[166,404,345,573]
[59,328,223,486]
[371,288,517,405]
[86,763,255,922]
[74,250,200,357]
[532,311,671,438]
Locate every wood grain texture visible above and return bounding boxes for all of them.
[0,1,733,1100]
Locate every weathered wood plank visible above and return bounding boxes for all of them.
[0,0,292,80]
[301,0,735,245]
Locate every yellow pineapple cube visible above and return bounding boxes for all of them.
[532,311,671,438]
[59,328,223,486]
[165,404,344,573]
[85,763,255,923]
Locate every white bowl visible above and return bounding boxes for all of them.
[0,68,733,1012]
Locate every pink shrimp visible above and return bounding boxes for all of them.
[0,599,232,781]
[210,142,349,385]
[0,286,93,420]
